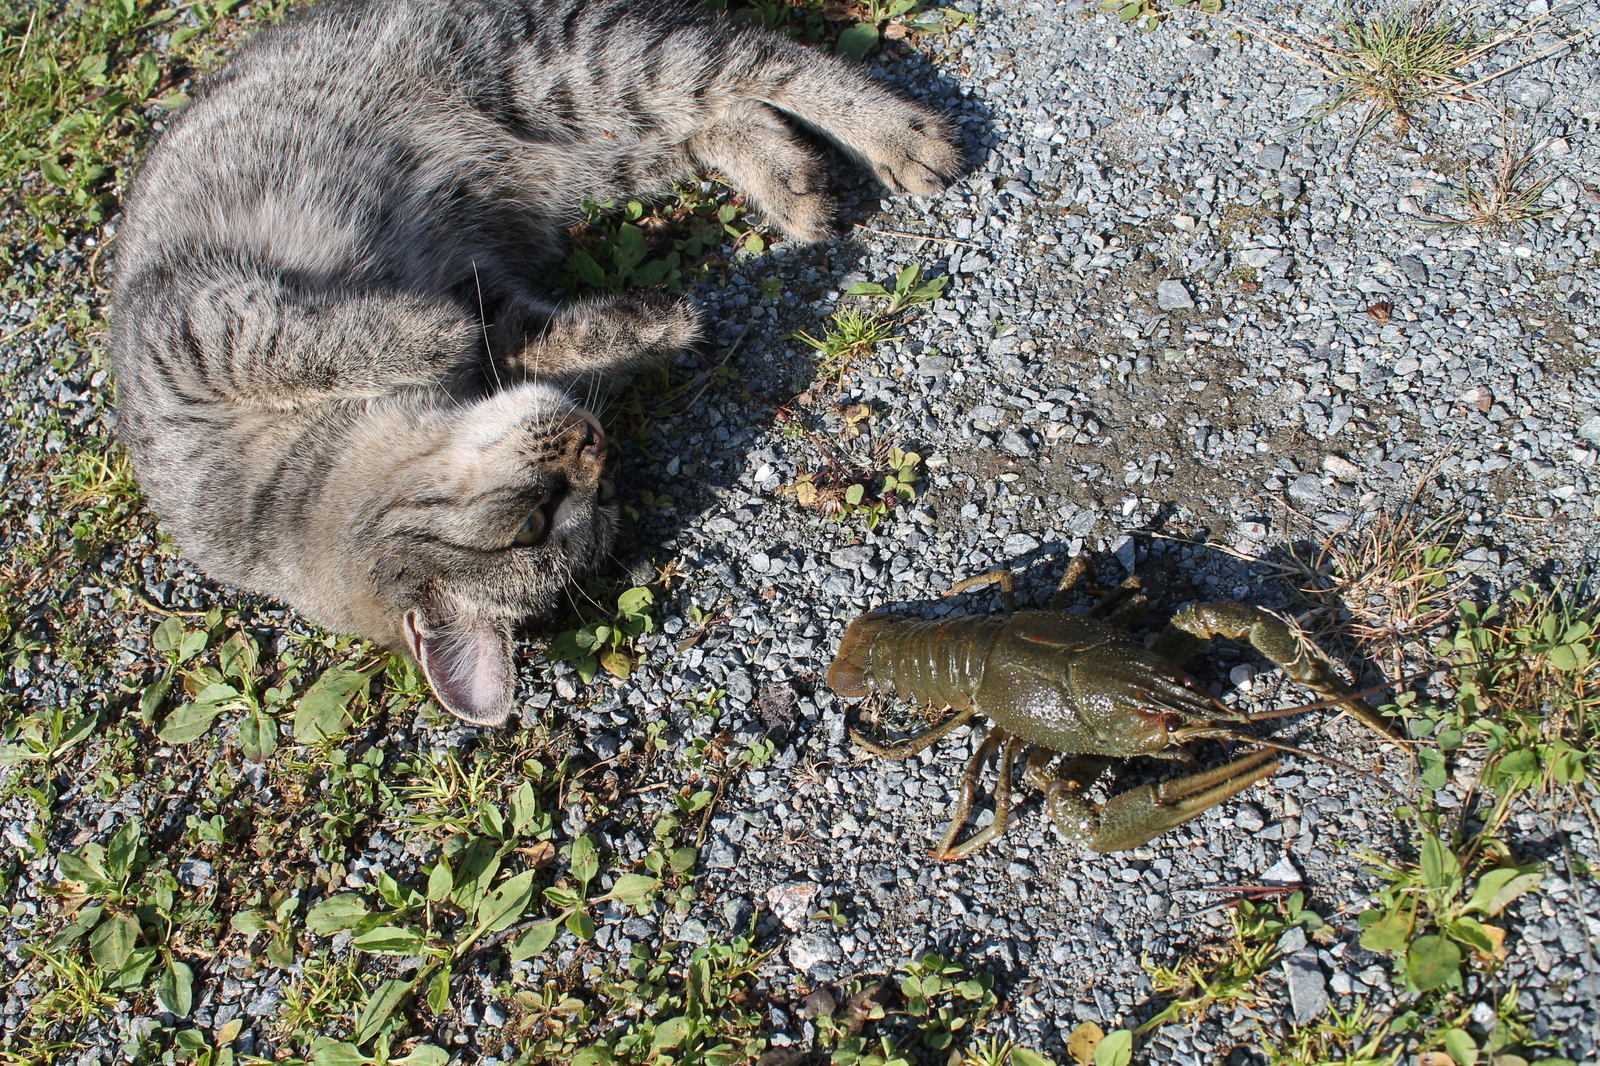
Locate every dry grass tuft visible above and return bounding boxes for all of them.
[1421,141,1556,231]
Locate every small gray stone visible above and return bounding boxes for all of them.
[998,429,1036,457]
[1155,279,1194,310]
[788,933,839,972]
[917,354,954,378]
[178,859,214,887]
[766,881,820,931]
[1261,856,1301,884]
[1279,176,1303,201]
[1322,454,1361,481]
[1284,950,1329,1023]
[1507,78,1554,108]
[1396,255,1428,284]
[1286,474,1323,503]
[1277,926,1307,955]
[1577,415,1600,443]
[1233,803,1266,833]
[1111,534,1136,574]
[1004,532,1041,557]
[1186,43,1218,64]
[1256,143,1287,169]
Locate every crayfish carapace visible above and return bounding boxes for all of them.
[827,562,1402,860]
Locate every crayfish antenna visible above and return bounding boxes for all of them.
[1202,729,1409,801]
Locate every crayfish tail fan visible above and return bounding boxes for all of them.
[827,612,899,697]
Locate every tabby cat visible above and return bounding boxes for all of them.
[111,0,960,725]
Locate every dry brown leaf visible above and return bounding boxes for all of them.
[1068,1021,1106,1065]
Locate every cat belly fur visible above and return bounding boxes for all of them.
[110,0,960,725]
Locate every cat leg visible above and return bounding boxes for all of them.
[502,291,702,387]
[687,101,834,242]
[758,60,962,198]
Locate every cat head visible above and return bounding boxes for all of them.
[331,383,617,726]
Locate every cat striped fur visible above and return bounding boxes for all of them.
[111,0,960,725]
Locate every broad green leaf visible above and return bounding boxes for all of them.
[426,858,454,903]
[112,946,159,990]
[178,628,209,664]
[477,801,505,841]
[158,958,195,1017]
[509,919,562,961]
[846,282,889,296]
[293,663,377,744]
[895,263,920,294]
[510,782,539,834]
[475,870,539,934]
[599,649,632,679]
[1359,905,1413,954]
[651,1015,692,1053]
[616,586,653,617]
[310,1038,371,1066]
[1011,1047,1054,1066]
[353,977,415,1043]
[835,22,879,60]
[565,909,596,941]
[106,819,142,878]
[151,615,184,655]
[668,847,697,874]
[544,886,582,910]
[230,910,267,934]
[157,701,227,744]
[570,248,606,289]
[1443,1028,1478,1066]
[569,835,598,888]
[571,1048,614,1066]
[1094,1030,1133,1066]
[450,837,501,912]
[845,483,865,506]
[1407,934,1463,991]
[603,873,659,910]
[351,926,427,954]
[393,1046,450,1066]
[426,965,451,1016]
[217,1018,244,1045]
[1420,832,1461,897]
[306,894,371,936]
[1466,865,1542,917]
[219,632,259,684]
[88,914,140,973]
[47,904,105,951]
[238,711,278,763]
[1549,644,1578,672]
[1447,916,1498,957]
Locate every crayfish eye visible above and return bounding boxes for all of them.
[511,496,551,547]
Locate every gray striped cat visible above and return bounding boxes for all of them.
[111,0,959,726]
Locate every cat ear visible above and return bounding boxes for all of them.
[403,608,516,727]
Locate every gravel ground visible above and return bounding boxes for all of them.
[4,0,1600,1061]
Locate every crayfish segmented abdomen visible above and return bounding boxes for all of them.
[826,612,1012,712]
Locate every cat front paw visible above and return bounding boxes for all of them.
[862,105,963,196]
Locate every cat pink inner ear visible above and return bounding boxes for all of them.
[403,608,516,727]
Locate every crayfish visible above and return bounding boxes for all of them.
[827,562,1401,860]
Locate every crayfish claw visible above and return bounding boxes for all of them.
[1088,750,1280,854]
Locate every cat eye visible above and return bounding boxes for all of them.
[512,497,552,547]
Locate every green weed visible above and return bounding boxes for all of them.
[1141,891,1326,1031]
[1357,818,1541,994]
[547,584,657,683]
[1390,583,1600,802]
[1095,0,1220,35]
[559,186,758,295]
[815,953,999,1066]
[783,443,920,530]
